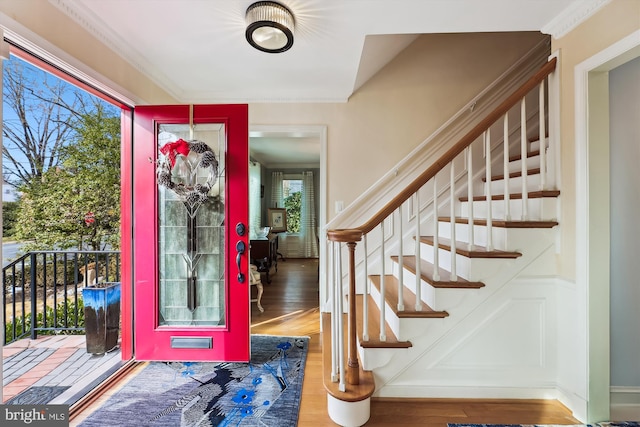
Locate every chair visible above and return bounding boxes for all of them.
[249,265,264,312]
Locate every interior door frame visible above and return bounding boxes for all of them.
[574,30,640,421]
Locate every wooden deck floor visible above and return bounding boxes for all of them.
[5,258,580,426]
[2,334,123,405]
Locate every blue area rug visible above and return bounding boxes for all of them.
[79,335,309,427]
[448,423,640,427]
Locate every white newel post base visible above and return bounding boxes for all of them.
[327,394,370,427]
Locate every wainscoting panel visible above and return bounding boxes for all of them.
[435,298,545,369]
[369,275,559,399]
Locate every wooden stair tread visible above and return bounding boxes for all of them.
[438,216,558,228]
[356,294,412,348]
[509,149,539,162]
[390,255,485,288]
[482,168,540,182]
[459,189,560,202]
[369,275,449,318]
[321,312,375,402]
[418,236,522,258]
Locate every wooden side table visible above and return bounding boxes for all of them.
[250,235,277,283]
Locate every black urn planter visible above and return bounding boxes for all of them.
[82,282,121,354]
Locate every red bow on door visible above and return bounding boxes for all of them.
[159,139,191,168]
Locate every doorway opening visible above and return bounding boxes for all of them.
[248,125,327,320]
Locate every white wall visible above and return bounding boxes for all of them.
[609,56,640,388]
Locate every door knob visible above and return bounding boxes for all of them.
[236,240,246,283]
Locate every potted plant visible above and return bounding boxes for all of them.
[82,281,121,354]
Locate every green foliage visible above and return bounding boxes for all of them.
[5,314,29,343]
[15,102,121,251]
[284,191,301,233]
[2,201,19,238]
[4,298,85,344]
[43,298,85,330]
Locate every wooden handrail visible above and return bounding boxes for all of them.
[328,57,557,240]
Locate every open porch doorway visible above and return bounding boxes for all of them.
[248,125,327,322]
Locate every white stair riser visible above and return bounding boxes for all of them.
[389,263,475,314]
[437,223,510,249]
[368,281,451,342]
[418,243,511,281]
[485,173,541,195]
[529,137,548,152]
[459,197,557,221]
[420,243,469,277]
[390,262,437,309]
[436,225,556,253]
[508,154,540,174]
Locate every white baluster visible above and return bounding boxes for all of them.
[539,80,547,191]
[363,234,369,341]
[330,241,338,382]
[521,98,529,220]
[450,162,457,281]
[415,192,423,310]
[503,114,511,221]
[337,242,346,392]
[485,130,493,251]
[432,180,439,281]
[397,205,405,312]
[467,146,474,249]
[380,223,387,341]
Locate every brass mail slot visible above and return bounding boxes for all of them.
[170,336,212,349]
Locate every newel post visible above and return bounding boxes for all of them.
[327,228,362,386]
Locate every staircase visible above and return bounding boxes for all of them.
[324,57,559,426]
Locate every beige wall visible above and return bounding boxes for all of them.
[251,32,547,223]
[0,0,176,104]
[552,0,640,280]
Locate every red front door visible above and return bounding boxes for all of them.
[133,105,249,362]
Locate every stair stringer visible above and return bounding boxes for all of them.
[358,232,558,388]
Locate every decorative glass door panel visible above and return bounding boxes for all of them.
[157,123,225,327]
[134,105,249,362]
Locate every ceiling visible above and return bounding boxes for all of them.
[52,0,583,167]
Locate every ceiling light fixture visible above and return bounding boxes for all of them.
[245,1,295,53]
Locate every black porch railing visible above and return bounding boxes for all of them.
[2,250,121,345]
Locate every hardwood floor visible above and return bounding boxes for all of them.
[251,258,580,427]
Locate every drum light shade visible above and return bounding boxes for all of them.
[245,1,295,53]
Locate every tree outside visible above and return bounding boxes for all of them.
[283,178,302,234]
[2,56,121,253]
[284,191,301,233]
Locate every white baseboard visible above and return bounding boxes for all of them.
[611,387,640,421]
[376,384,560,400]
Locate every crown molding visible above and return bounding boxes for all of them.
[0,11,138,105]
[541,0,612,39]
[48,0,182,101]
